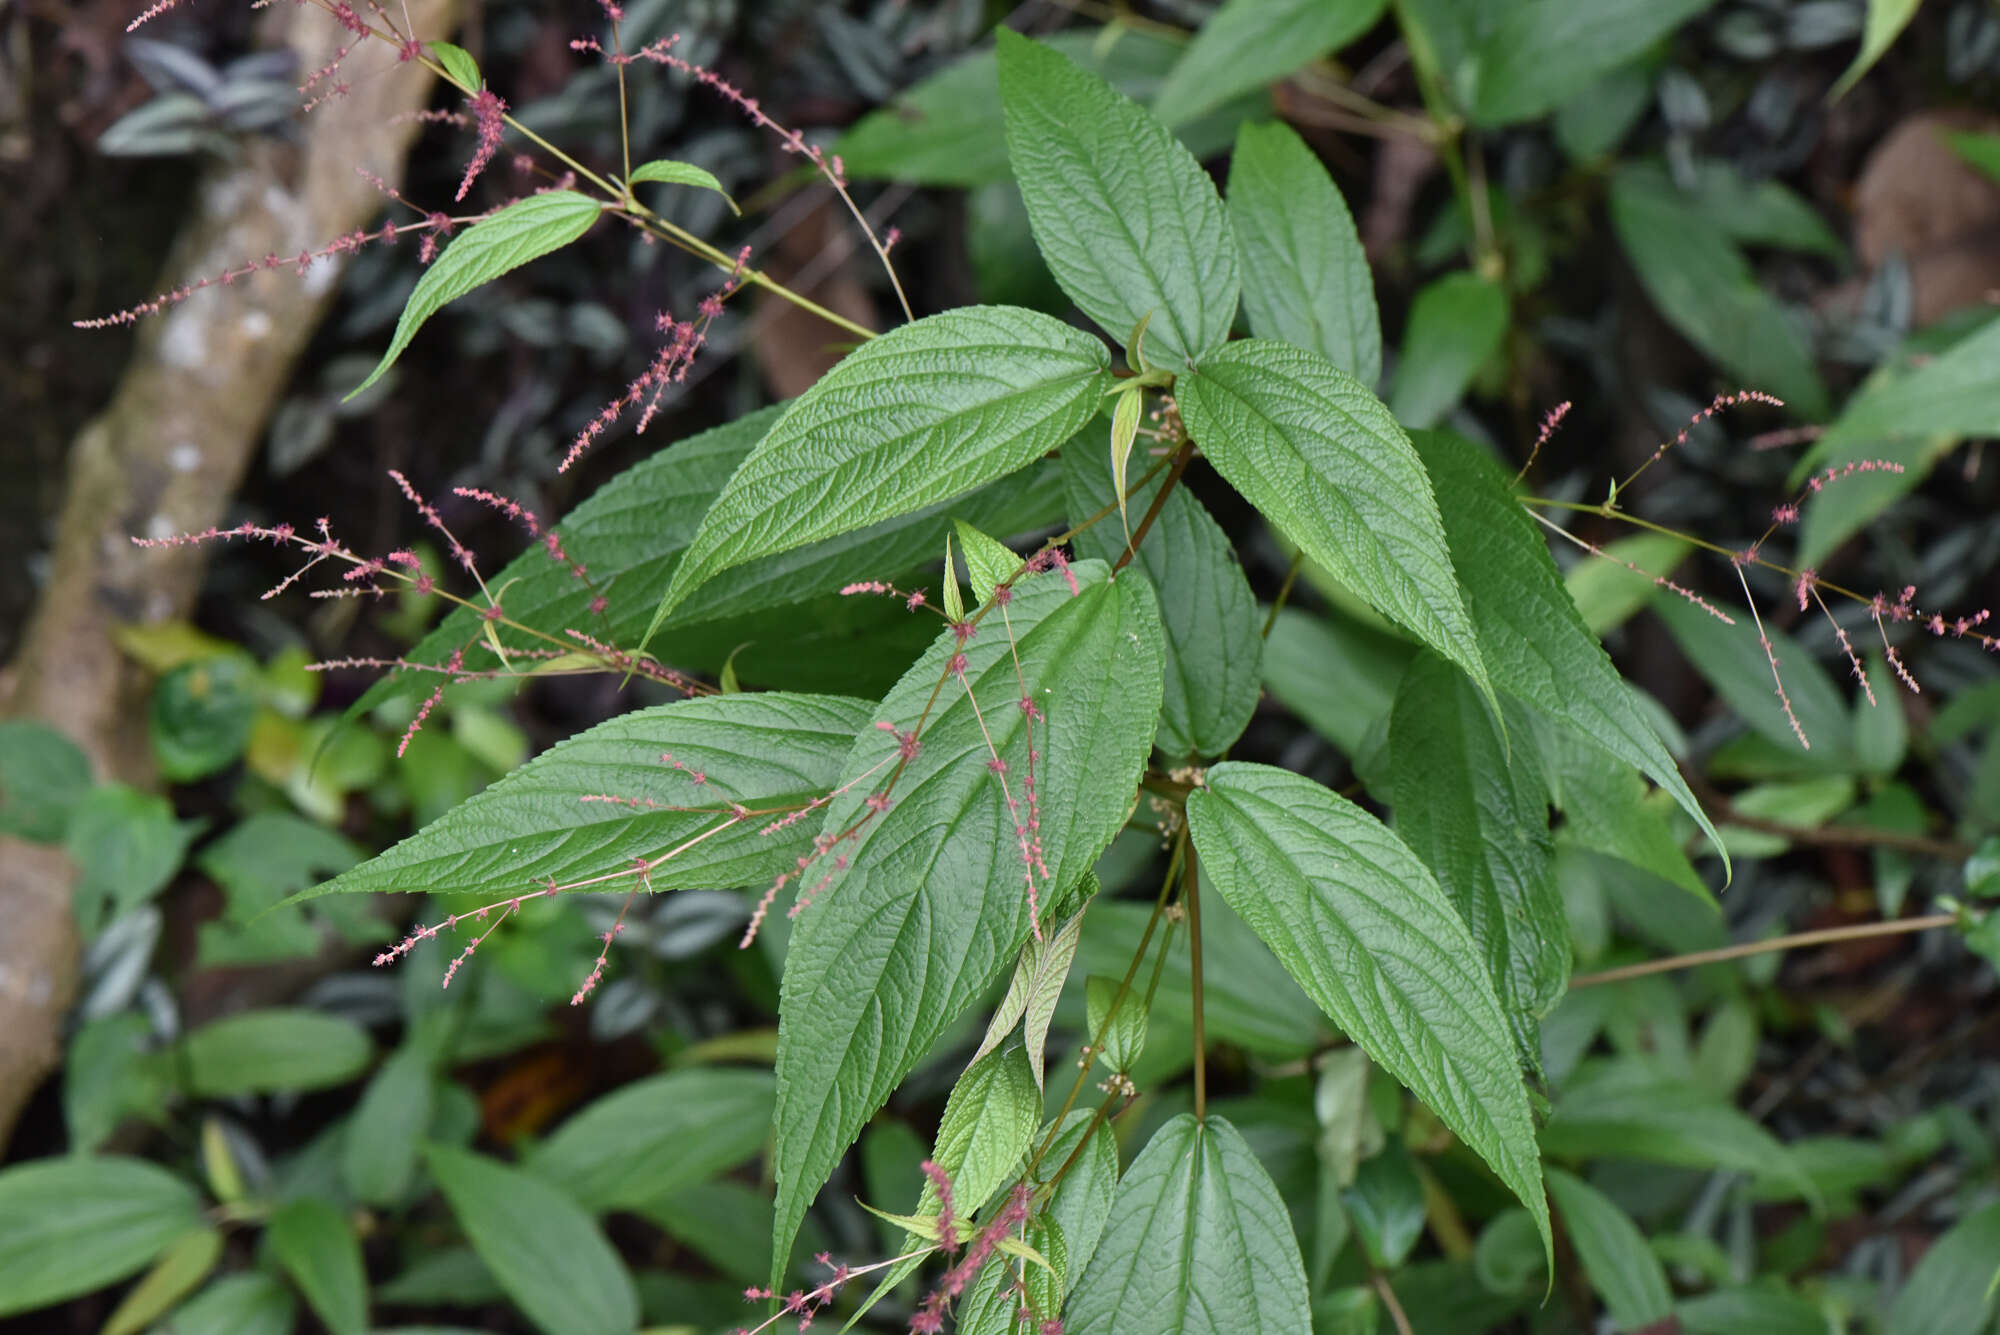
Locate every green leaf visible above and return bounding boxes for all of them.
[99,1226,222,1335]
[178,1009,373,1096]
[1541,1058,1814,1199]
[426,1145,639,1335]
[1546,1168,1672,1330]
[1391,653,1566,1068]
[644,306,1109,644]
[837,28,1232,188]
[1949,130,2000,184]
[954,520,1022,606]
[149,654,258,780]
[428,40,480,91]
[1541,729,1711,902]
[1796,313,2000,566]
[1155,0,1386,128]
[349,191,602,399]
[154,1272,295,1335]
[1083,975,1150,1073]
[1608,164,1828,419]
[1342,1139,1428,1268]
[1064,441,1261,758]
[770,562,1164,1284]
[1654,592,1854,765]
[971,906,1087,1089]
[627,158,737,213]
[0,720,92,843]
[1226,120,1381,386]
[1181,340,1492,706]
[525,1069,774,1211]
[1260,608,1412,757]
[1186,762,1550,1258]
[1065,1114,1310,1335]
[1685,160,1844,257]
[1412,428,1727,869]
[1830,0,1923,101]
[917,1043,1042,1220]
[0,1156,204,1317]
[341,1043,435,1206]
[1388,272,1508,429]
[1563,533,1694,636]
[1678,1286,1832,1335]
[266,1198,367,1335]
[1468,0,1719,126]
[998,29,1239,369]
[361,405,1064,712]
[1886,1201,2000,1335]
[65,1014,167,1153]
[299,693,870,904]
[66,783,198,933]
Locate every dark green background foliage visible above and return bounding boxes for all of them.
[8,1,2000,1333]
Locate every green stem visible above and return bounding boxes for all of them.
[1185,843,1206,1121]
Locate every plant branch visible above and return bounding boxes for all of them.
[1569,914,1956,989]
[1185,841,1207,1121]
[1112,438,1196,574]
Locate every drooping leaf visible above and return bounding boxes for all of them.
[1064,443,1260,758]
[0,1156,204,1317]
[426,1145,638,1335]
[1390,654,1566,1068]
[349,191,602,398]
[1155,0,1387,128]
[1064,1114,1310,1335]
[298,694,871,905]
[1545,1169,1672,1330]
[359,405,1065,713]
[1540,726,1711,902]
[1541,1058,1814,1199]
[265,1198,367,1335]
[1226,121,1380,386]
[644,306,1108,645]
[998,30,1238,368]
[1412,429,1726,867]
[1830,0,1923,100]
[1885,1200,2000,1335]
[1608,164,1828,418]
[627,158,737,213]
[1180,340,1492,705]
[177,1009,373,1096]
[770,562,1164,1284]
[1467,0,1720,126]
[1186,762,1550,1257]
[1387,272,1508,429]
[525,1069,774,1211]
